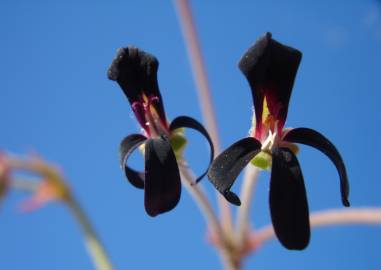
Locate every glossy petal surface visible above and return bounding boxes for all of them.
[207,137,261,206]
[120,134,147,189]
[144,136,181,217]
[270,147,310,250]
[283,127,350,206]
[170,116,214,183]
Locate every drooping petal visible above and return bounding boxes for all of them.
[144,136,181,217]
[120,134,147,189]
[270,147,310,250]
[170,116,214,183]
[207,137,261,206]
[283,127,350,207]
[239,32,302,138]
[108,47,167,123]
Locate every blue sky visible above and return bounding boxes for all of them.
[1,0,381,269]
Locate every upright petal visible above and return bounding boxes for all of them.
[120,134,148,189]
[207,137,261,206]
[144,136,181,217]
[270,147,310,250]
[170,116,214,183]
[108,47,167,123]
[283,127,350,206]
[239,33,302,139]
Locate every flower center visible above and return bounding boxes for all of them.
[251,102,299,170]
[261,129,278,153]
[132,94,169,137]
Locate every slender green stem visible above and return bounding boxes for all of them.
[67,196,114,270]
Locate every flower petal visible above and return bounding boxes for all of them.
[270,147,310,250]
[145,136,181,217]
[170,116,214,183]
[207,137,261,206]
[120,134,147,189]
[239,32,302,137]
[283,127,350,207]
[108,47,166,121]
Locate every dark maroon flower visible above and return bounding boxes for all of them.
[108,47,214,217]
[207,33,350,250]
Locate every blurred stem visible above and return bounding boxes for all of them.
[67,196,114,270]
[219,249,241,270]
[174,0,233,233]
[8,157,113,270]
[253,208,381,244]
[11,178,38,192]
[236,166,260,244]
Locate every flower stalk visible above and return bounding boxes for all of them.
[66,196,114,270]
[178,160,240,270]
[174,0,233,234]
[253,208,381,245]
[7,156,114,270]
[178,160,221,236]
[235,166,260,245]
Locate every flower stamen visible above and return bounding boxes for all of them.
[132,94,169,138]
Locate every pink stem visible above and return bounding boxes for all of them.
[253,207,381,246]
[174,0,233,233]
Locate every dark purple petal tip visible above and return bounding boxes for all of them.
[283,127,350,207]
[107,46,160,104]
[224,191,241,206]
[239,32,302,129]
[108,46,158,82]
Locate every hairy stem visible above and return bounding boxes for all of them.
[174,0,233,233]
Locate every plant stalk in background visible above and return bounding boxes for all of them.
[5,156,113,270]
